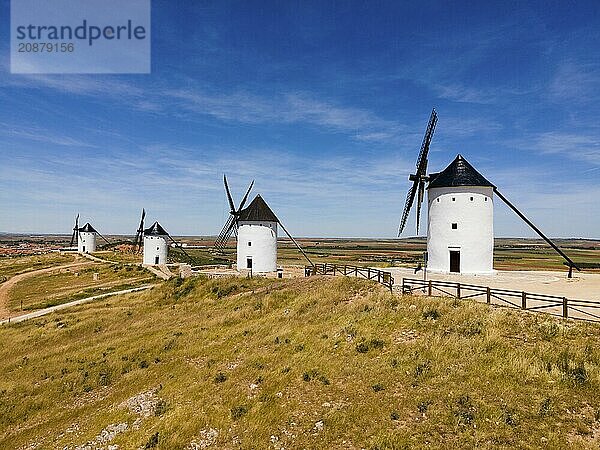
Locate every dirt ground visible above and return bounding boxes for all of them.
[0,261,95,320]
[385,267,600,301]
[385,267,600,322]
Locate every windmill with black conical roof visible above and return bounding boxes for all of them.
[69,214,110,253]
[133,209,194,266]
[214,175,313,273]
[398,109,580,277]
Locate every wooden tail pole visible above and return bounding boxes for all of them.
[96,231,112,246]
[494,188,580,278]
[166,233,196,265]
[279,221,315,268]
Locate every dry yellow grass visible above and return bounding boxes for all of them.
[1,276,600,449]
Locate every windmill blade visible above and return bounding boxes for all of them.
[237,180,255,211]
[215,214,235,245]
[70,214,79,247]
[415,108,438,176]
[398,109,438,236]
[218,221,237,252]
[134,209,145,250]
[213,215,234,251]
[223,175,236,213]
[398,179,419,235]
[415,180,426,234]
[214,215,237,252]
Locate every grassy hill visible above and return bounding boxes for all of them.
[2,276,600,449]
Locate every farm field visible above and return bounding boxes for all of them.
[0,252,77,282]
[168,237,600,273]
[6,263,156,312]
[2,276,600,448]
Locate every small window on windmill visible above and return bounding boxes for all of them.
[485,197,488,201]
[248,241,252,246]
[470,197,474,201]
[437,198,440,202]
[157,247,159,250]
[452,223,458,229]
[452,197,456,201]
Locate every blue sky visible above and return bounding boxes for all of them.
[1,0,599,238]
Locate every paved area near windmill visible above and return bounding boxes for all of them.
[385,267,600,301]
[385,267,600,321]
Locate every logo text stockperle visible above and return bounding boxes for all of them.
[15,20,147,46]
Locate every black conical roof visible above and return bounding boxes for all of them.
[238,195,279,222]
[78,223,97,233]
[428,154,494,189]
[144,221,168,235]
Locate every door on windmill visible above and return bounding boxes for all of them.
[155,256,160,265]
[246,257,253,269]
[449,250,460,273]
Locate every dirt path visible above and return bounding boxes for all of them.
[0,284,156,325]
[0,261,96,320]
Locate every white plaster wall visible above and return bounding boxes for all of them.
[143,235,169,265]
[427,186,494,274]
[78,232,96,253]
[237,221,277,273]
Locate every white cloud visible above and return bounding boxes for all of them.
[549,62,600,103]
[532,132,600,166]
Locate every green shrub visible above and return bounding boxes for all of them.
[155,399,168,416]
[144,432,159,448]
[214,372,227,383]
[538,398,552,417]
[231,405,248,420]
[454,395,475,426]
[422,308,440,320]
[372,383,384,392]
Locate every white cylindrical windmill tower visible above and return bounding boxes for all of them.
[77,223,97,253]
[143,221,169,265]
[426,155,495,274]
[236,195,278,273]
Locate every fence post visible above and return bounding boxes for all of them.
[521,292,527,309]
[367,268,371,279]
[355,266,358,277]
[344,265,347,275]
[428,280,432,296]
[486,287,491,304]
[563,297,568,319]
[456,283,461,299]
[377,271,381,283]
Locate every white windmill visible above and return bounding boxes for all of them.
[69,214,110,254]
[398,109,580,277]
[133,209,194,266]
[214,176,313,273]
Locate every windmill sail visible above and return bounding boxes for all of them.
[398,108,437,235]
[213,175,254,252]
